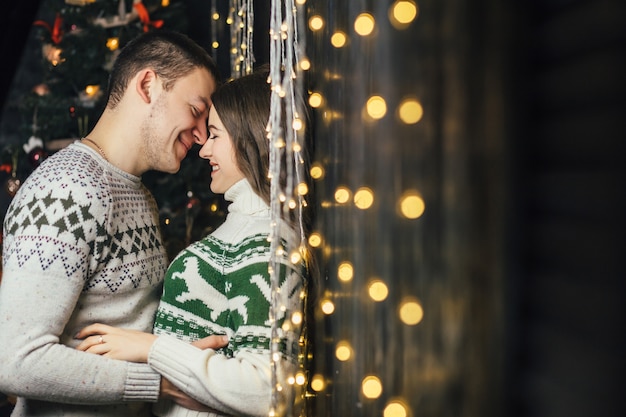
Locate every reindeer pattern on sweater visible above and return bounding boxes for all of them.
[153,181,304,361]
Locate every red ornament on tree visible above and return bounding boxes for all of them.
[28,147,48,167]
[186,196,200,209]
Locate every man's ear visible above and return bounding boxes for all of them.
[135,69,159,104]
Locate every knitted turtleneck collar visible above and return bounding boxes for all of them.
[224,179,269,217]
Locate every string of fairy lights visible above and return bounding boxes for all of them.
[211,1,309,416]
[267,0,308,415]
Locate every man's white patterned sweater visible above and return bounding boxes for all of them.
[150,179,306,417]
[0,142,166,417]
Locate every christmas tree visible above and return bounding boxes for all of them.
[1,0,229,259]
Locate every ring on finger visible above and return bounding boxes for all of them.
[98,335,104,344]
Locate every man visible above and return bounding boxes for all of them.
[0,30,222,416]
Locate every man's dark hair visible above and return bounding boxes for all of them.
[106,30,220,108]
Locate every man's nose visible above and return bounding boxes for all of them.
[193,122,208,145]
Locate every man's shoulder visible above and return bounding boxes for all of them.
[19,145,109,197]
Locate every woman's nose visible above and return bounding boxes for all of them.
[199,140,212,159]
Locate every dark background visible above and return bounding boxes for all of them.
[1,1,625,416]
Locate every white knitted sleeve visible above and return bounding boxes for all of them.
[149,335,275,417]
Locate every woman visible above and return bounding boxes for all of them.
[76,67,311,417]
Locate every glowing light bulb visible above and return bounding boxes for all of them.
[310,374,325,391]
[331,31,347,48]
[308,92,323,108]
[390,1,418,29]
[299,57,311,70]
[398,98,424,124]
[362,375,383,398]
[337,262,353,282]
[308,232,322,248]
[321,299,335,315]
[297,182,309,196]
[366,95,387,119]
[291,311,303,325]
[84,85,100,97]
[212,41,220,49]
[399,298,424,325]
[290,251,302,264]
[310,163,325,179]
[106,37,119,51]
[368,280,389,302]
[292,118,303,130]
[354,13,375,36]
[335,341,352,361]
[399,192,425,219]
[334,186,351,204]
[295,372,306,385]
[309,15,324,31]
[384,401,408,417]
[354,187,374,209]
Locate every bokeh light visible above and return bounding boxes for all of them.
[368,279,389,302]
[398,98,424,124]
[354,187,374,209]
[354,13,375,36]
[308,232,322,247]
[106,37,119,51]
[321,299,335,315]
[310,162,325,180]
[362,375,383,399]
[337,261,354,282]
[335,341,353,361]
[331,31,348,48]
[389,1,419,29]
[384,400,409,417]
[297,182,309,196]
[291,311,303,325]
[399,192,426,219]
[366,95,387,119]
[309,15,324,31]
[308,92,324,108]
[310,374,325,392]
[399,298,424,325]
[295,372,306,385]
[299,57,311,70]
[334,186,351,204]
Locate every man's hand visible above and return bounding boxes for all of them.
[161,334,228,411]
[160,378,216,411]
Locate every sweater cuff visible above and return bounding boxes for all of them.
[123,362,162,402]
[148,335,210,382]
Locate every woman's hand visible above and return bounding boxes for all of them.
[75,323,157,363]
[191,334,229,349]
